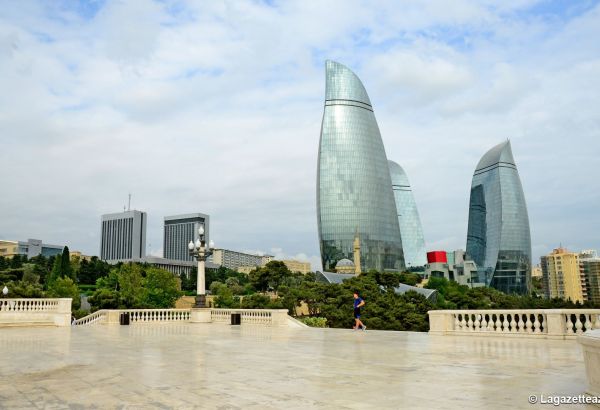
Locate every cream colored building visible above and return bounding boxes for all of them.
[541,248,587,303]
[211,249,273,272]
[281,260,311,274]
[237,266,255,274]
[70,251,93,262]
[0,240,19,258]
[531,265,543,278]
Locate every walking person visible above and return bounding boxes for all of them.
[353,292,366,331]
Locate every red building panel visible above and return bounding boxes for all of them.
[427,251,447,264]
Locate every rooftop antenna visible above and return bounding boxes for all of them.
[128,193,131,211]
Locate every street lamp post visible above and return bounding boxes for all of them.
[188,225,214,308]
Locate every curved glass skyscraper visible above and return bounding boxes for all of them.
[317,61,404,272]
[388,161,427,267]
[466,140,531,294]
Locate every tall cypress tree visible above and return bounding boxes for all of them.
[48,255,62,285]
[60,246,75,281]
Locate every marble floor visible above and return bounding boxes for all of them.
[0,324,593,409]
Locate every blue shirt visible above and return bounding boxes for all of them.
[353,297,363,308]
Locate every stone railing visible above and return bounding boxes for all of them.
[73,308,291,327]
[429,309,600,339]
[211,309,290,326]
[72,310,107,326]
[73,309,192,325]
[0,298,72,327]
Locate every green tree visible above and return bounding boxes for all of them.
[78,256,110,285]
[115,263,145,308]
[47,255,63,285]
[47,277,81,310]
[249,261,293,292]
[141,267,182,308]
[60,246,75,281]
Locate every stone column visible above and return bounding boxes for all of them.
[428,310,454,334]
[545,310,567,339]
[190,308,212,323]
[53,298,72,327]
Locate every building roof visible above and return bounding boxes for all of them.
[164,213,209,222]
[325,60,372,106]
[335,258,355,268]
[394,283,437,301]
[475,140,516,172]
[315,272,438,301]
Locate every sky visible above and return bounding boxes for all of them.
[1,0,599,271]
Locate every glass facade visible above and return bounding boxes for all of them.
[388,161,427,267]
[317,61,404,272]
[466,141,531,294]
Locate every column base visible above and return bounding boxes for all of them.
[193,295,206,308]
[190,308,212,323]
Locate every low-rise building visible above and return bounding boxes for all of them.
[210,249,273,272]
[423,250,482,288]
[281,259,311,274]
[141,256,219,277]
[0,238,64,259]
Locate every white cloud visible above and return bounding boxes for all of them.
[0,0,598,271]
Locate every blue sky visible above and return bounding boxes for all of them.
[1,0,599,269]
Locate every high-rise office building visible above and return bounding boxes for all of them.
[100,210,147,263]
[163,213,209,262]
[541,248,586,303]
[580,250,600,304]
[317,60,404,272]
[388,161,426,267]
[466,140,531,294]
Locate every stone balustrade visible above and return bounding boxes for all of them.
[210,308,289,326]
[72,310,107,326]
[73,308,291,327]
[429,309,600,339]
[0,298,72,327]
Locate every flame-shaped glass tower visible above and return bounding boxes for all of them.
[466,140,531,294]
[317,61,404,272]
[388,161,427,267]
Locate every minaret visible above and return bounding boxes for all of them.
[353,231,362,275]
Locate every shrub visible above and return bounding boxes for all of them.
[300,317,328,328]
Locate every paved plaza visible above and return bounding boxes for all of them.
[0,324,592,409]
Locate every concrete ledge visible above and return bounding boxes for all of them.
[578,329,600,399]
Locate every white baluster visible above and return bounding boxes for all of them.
[481,314,488,331]
[460,314,467,331]
[509,314,517,333]
[533,315,541,333]
[516,314,524,333]
[575,315,583,334]
[501,315,509,333]
[467,314,474,331]
[525,314,532,333]
[566,315,574,334]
